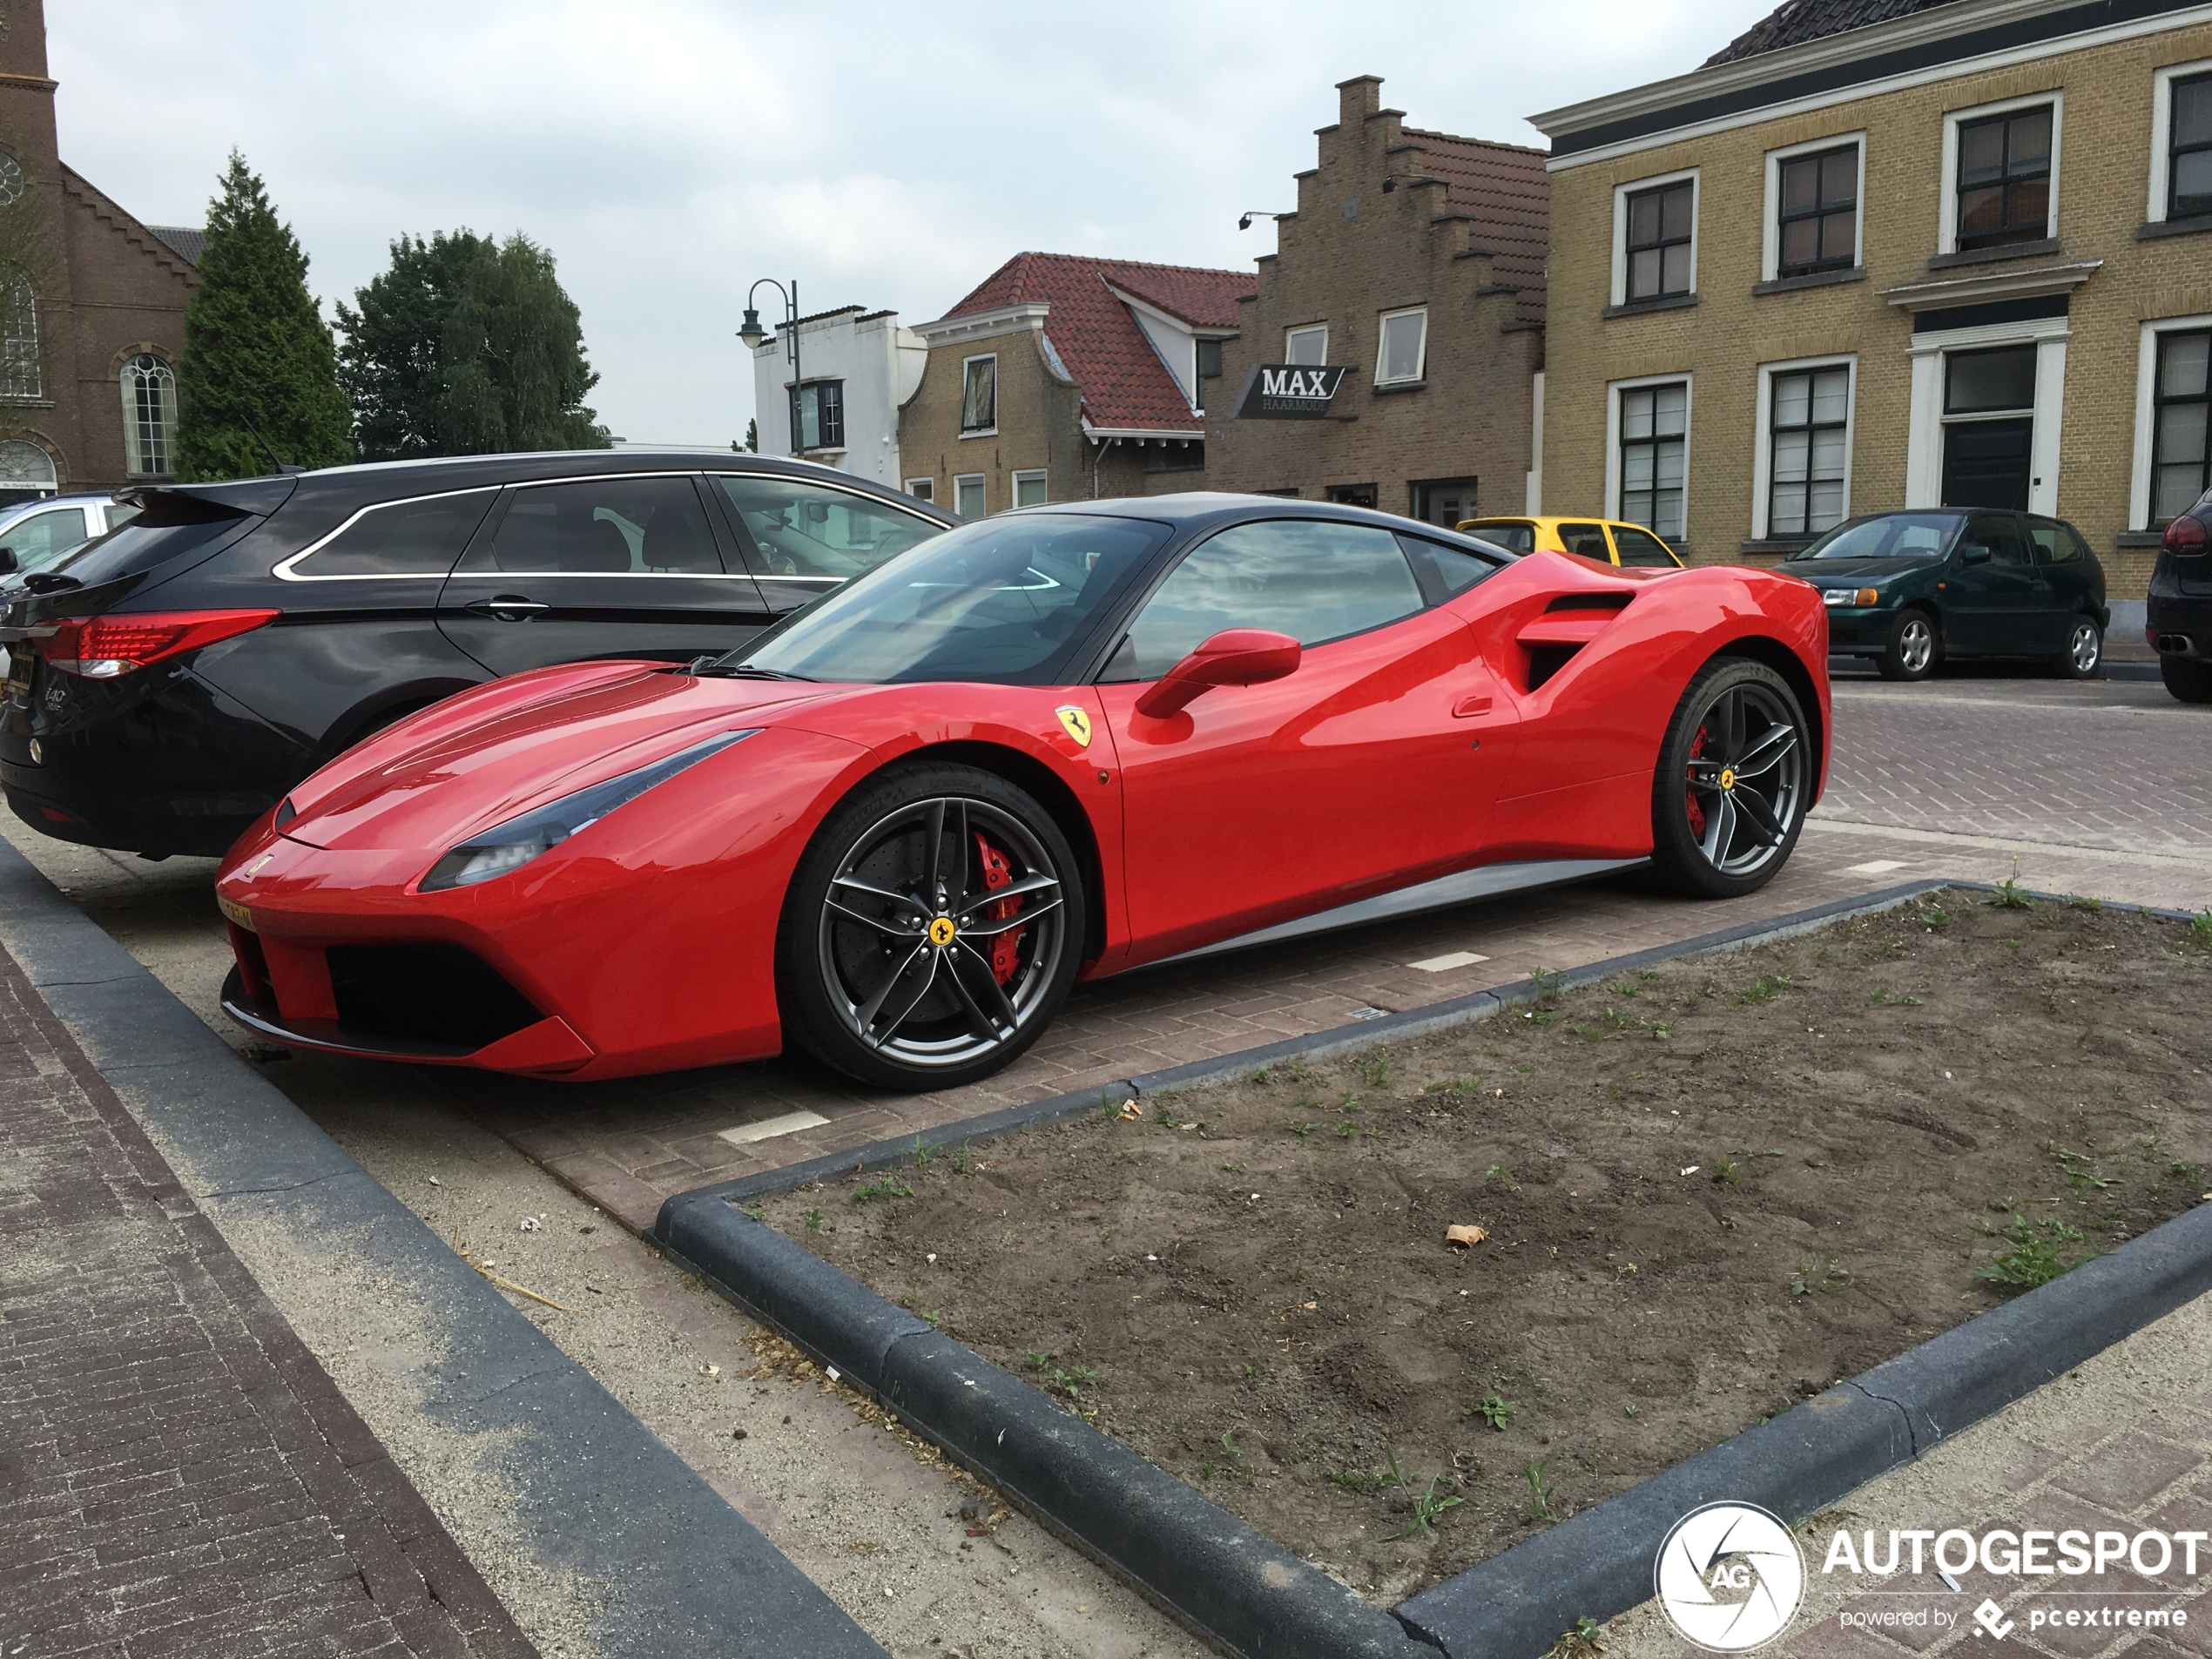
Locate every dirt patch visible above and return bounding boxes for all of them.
[761,894,2212,1605]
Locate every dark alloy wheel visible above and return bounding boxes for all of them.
[1648,658,1811,900]
[2054,617,2102,680]
[778,763,1084,1089]
[2160,654,2212,705]
[1876,610,1939,681]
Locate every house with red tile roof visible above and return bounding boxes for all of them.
[898,252,1255,516]
[1202,76,1549,527]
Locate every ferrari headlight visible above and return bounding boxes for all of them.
[421,728,759,893]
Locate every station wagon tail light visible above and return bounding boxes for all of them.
[1821,588,1879,607]
[37,609,280,678]
[2166,516,2209,556]
[420,728,759,892]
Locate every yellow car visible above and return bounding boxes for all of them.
[1456,516,1685,569]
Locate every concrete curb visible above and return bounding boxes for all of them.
[0,840,887,1659]
[1395,1197,2212,1659]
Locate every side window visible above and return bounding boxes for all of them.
[482,476,720,575]
[1397,533,1502,601]
[2,507,89,569]
[286,489,498,579]
[1966,514,2030,564]
[1104,520,1425,681]
[717,475,945,583]
[1556,522,1613,560]
[2027,521,2084,563]
[1611,524,1680,567]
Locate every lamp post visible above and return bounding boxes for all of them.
[737,279,801,456]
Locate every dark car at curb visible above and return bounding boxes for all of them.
[2148,485,2212,705]
[0,451,955,858]
[1784,508,2108,682]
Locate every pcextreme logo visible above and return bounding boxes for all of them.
[1656,1502,1807,1651]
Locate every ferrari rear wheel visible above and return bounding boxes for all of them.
[1648,658,1810,900]
[779,763,1084,1090]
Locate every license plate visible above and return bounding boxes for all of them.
[218,896,256,932]
[6,648,29,698]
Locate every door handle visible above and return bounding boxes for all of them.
[1452,693,1494,718]
[466,596,549,621]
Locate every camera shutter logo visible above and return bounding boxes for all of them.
[1656,1501,1807,1651]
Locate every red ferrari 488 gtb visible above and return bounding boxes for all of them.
[216,496,1828,1089]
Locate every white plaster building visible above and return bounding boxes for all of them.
[748,306,927,491]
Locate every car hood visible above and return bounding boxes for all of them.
[279,663,836,853]
[1784,556,1941,583]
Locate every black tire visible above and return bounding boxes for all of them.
[2054,616,2102,680]
[2162,654,2212,705]
[1648,658,1812,900]
[776,762,1085,1090]
[1875,609,1939,681]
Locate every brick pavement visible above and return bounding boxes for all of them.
[0,942,532,1659]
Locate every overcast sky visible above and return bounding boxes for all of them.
[52,0,1774,445]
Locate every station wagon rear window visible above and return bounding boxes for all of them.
[280,489,498,579]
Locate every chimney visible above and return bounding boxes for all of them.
[1336,75,1383,131]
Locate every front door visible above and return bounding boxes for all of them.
[1941,420,2033,510]
[1944,510,2041,653]
[435,474,773,676]
[1094,517,1512,964]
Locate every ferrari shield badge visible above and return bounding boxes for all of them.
[1054,705,1093,748]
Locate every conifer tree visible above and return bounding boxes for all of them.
[174,152,352,481]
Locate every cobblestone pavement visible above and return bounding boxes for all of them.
[7,671,2206,1234]
[0,942,532,1659]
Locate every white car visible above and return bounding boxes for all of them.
[0,493,138,580]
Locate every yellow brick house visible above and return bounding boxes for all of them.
[1531,0,2212,599]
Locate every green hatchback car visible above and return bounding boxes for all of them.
[1785,509,2108,681]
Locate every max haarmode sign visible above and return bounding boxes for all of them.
[1231,363,1351,420]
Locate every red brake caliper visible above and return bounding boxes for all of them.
[972,833,1026,985]
[1685,724,1709,839]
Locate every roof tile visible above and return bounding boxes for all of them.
[1703,0,1966,65]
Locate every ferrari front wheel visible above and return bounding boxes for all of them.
[1648,658,1811,900]
[778,763,1084,1090]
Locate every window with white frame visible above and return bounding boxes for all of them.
[1285,325,1327,365]
[1375,308,1427,385]
[1764,362,1852,537]
[905,477,934,502]
[954,473,986,518]
[960,355,995,432]
[1942,97,2059,253]
[121,353,177,477]
[1620,177,1695,303]
[1775,144,1860,276]
[2151,327,2210,521]
[2155,66,2212,221]
[1616,381,1689,538]
[1012,469,1047,508]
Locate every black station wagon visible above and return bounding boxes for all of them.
[0,451,954,858]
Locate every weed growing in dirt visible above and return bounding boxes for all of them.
[1469,1388,1515,1430]
[1868,988,1923,1006]
[1156,1100,1185,1130]
[1740,974,1794,1004]
[1548,1616,1607,1659]
[1289,1121,1317,1141]
[1979,1216,2087,1289]
[741,1204,765,1222]
[1528,967,1564,996]
[1399,1470,1465,1539]
[1486,1164,1521,1190]
[2045,1140,2114,1193]
[853,1172,914,1205]
[2067,894,2102,912]
[801,1208,822,1231]
[1327,1466,1388,1494]
[1714,1158,1742,1186]
[1992,872,2036,910]
[1359,1051,1393,1089]
[1924,905,1951,930]
[1026,1347,1100,1402]
[1525,1456,1562,1525]
[2190,910,2212,950]
[1623,1404,1640,1419]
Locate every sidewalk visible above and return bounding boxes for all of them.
[0,942,532,1659]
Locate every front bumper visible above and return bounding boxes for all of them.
[220,961,597,1071]
[1818,603,1896,651]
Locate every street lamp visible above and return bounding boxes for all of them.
[738,278,802,456]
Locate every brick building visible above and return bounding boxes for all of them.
[899,252,1252,517]
[1202,77,1548,529]
[1531,0,2212,597]
[0,0,198,506]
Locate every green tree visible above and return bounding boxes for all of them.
[174,152,352,481]
[336,230,609,459]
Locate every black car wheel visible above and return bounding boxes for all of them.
[2054,617,2102,680]
[778,762,1084,1090]
[2162,655,2212,705]
[1648,658,1810,900]
[1875,610,1939,681]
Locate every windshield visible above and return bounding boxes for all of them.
[1790,513,1962,561]
[723,512,1170,685]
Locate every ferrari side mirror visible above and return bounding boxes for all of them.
[1958,543,1992,565]
[1135,628,1300,718]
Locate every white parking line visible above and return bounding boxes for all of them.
[1409,950,1492,973]
[1843,860,1908,875]
[718,1109,831,1147]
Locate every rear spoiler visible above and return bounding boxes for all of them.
[115,475,298,523]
